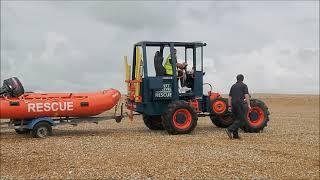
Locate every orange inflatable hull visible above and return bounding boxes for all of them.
[0,89,121,120]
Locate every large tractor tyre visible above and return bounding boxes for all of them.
[162,101,198,135]
[241,99,270,133]
[143,115,164,130]
[210,97,228,116]
[210,113,234,128]
[32,122,52,138]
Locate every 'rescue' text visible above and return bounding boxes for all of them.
[154,84,172,98]
[27,102,74,112]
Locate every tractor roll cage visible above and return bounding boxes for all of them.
[132,41,207,80]
[134,41,207,48]
[129,41,207,102]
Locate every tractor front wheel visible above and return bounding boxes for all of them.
[210,97,228,115]
[162,101,198,135]
[143,115,164,130]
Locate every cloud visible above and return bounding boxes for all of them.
[203,41,319,94]
[1,1,319,94]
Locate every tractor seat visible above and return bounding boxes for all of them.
[179,91,194,97]
[154,51,166,76]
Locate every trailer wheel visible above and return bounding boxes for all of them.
[15,129,30,134]
[210,114,234,128]
[162,101,197,135]
[143,115,164,130]
[241,99,270,133]
[32,122,52,138]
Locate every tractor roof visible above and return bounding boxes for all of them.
[134,41,206,48]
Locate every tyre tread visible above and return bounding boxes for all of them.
[242,99,270,133]
[162,101,198,135]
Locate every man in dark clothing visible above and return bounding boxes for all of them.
[226,74,251,139]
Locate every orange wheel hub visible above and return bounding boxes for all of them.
[212,100,226,114]
[247,107,265,126]
[172,109,192,129]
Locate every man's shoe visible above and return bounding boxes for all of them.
[225,129,233,139]
[233,132,241,139]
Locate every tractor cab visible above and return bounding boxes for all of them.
[125,41,206,110]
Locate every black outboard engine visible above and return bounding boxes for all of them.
[0,77,25,97]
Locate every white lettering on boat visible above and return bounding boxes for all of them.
[28,103,36,112]
[52,102,59,111]
[44,103,51,111]
[67,102,73,111]
[27,102,74,112]
[36,103,43,112]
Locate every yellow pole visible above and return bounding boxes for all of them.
[135,47,142,102]
[124,56,130,93]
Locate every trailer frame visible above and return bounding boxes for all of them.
[0,103,126,138]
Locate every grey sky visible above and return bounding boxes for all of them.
[1,1,319,94]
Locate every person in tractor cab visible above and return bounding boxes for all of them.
[185,67,195,90]
[225,74,251,139]
[164,48,190,92]
[164,48,187,75]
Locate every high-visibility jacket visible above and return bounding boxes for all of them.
[164,54,174,75]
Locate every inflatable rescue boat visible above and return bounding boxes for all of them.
[0,77,121,120]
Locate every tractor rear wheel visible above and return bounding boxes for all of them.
[162,101,197,135]
[241,99,270,133]
[210,114,234,128]
[143,115,164,130]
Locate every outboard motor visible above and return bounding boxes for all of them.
[0,77,24,97]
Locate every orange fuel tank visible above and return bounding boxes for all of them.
[0,89,121,120]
